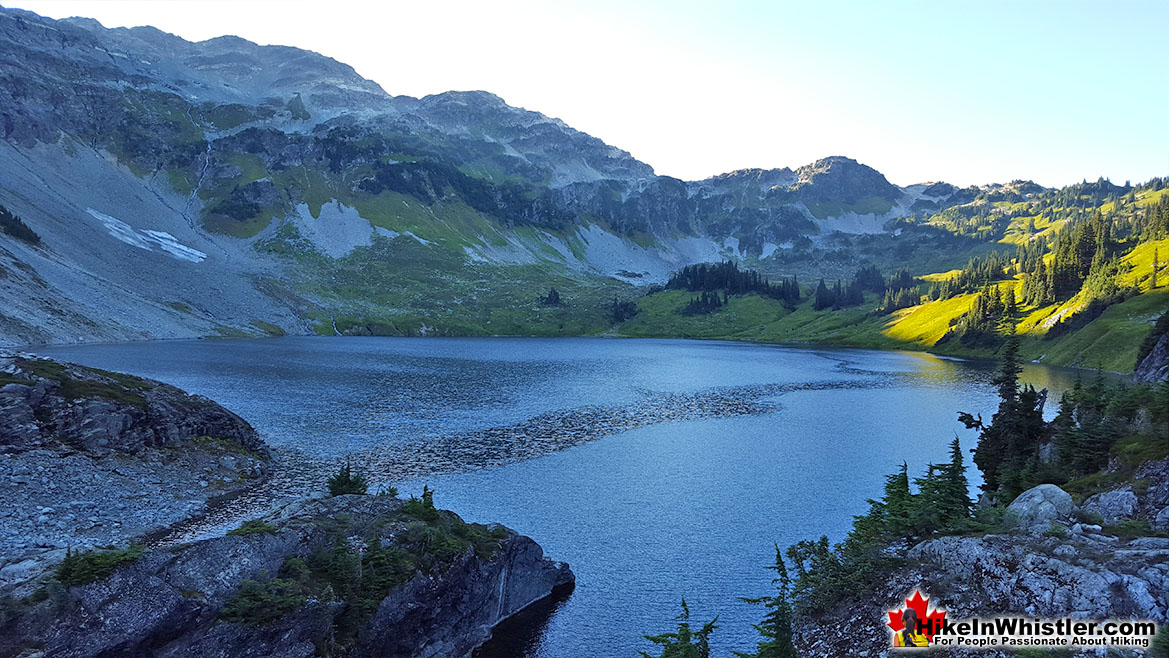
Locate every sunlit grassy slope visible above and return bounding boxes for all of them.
[618,238,1169,373]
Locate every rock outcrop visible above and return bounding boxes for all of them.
[0,351,270,574]
[1082,487,1140,525]
[1134,328,1169,383]
[0,351,267,456]
[795,467,1169,657]
[794,532,1169,658]
[0,495,574,658]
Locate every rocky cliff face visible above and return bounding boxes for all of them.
[1134,331,1168,383]
[0,495,574,658]
[0,351,266,456]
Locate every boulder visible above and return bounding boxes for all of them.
[1006,484,1075,534]
[1082,487,1139,525]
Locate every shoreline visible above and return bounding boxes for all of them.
[13,331,1142,378]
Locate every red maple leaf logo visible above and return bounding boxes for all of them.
[887,590,947,641]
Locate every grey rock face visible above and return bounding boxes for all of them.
[1082,487,1139,525]
[0,496,574,658]
[0,351,265,457]
[1137,457,1169,530]
[795,532,1169,658]
[1134,330,1168,383]
[1006,483,1076,533]
[1156,507,1169,531]
[907,534,1169,621]
[791,156,901,205]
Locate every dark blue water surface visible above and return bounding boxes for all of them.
[37,337,1091,657]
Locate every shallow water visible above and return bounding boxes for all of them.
[38,337,1095,657]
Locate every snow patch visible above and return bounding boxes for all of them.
[403,231,432,246]
[289,201,390,258]
[811,211,888,235]
[86,209,206,262]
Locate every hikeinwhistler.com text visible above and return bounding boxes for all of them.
[908,616,1158,649]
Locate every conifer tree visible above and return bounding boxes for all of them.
[882,462,913,537]
[910,464,946,536]
[939,437,972,521]
[640,599,718,658]
[327,459,368,496]
[736,546,797,658]
[965,336,1048,498]
[813,279,833,310]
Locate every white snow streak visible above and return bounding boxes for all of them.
[86,209,207,262]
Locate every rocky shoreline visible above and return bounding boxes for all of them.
[0,353,575,658]
[1,495,574,658]
[0,350,270,578]
[794,461,1169,657]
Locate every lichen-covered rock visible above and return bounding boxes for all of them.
[1006,483,1076,533]
[0,495,574,658]
[794,533,1169,658]
[1155,507,1169,532]
[907,534,1169,620]
[1138,457,1169,529]
[1082,487,1139,525]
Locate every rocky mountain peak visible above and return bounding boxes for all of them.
[19,7,391,118]
[703,167,797,188]
[791,155,900,203]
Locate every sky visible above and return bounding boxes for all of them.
[7,0,1168,187]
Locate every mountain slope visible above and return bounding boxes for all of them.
[1,5,1156,362]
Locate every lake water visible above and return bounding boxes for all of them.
[37,337,1093,657]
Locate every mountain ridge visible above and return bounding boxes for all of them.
[1,5,1162,365]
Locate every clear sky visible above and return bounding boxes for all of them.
[7,0,1168,187]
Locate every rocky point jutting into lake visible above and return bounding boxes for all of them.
[0,350,573,657]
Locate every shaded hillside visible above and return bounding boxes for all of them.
[0,5,1159,357]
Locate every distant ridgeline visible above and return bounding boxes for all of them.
[0,6,1166,371]
[628,178,1169,375]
